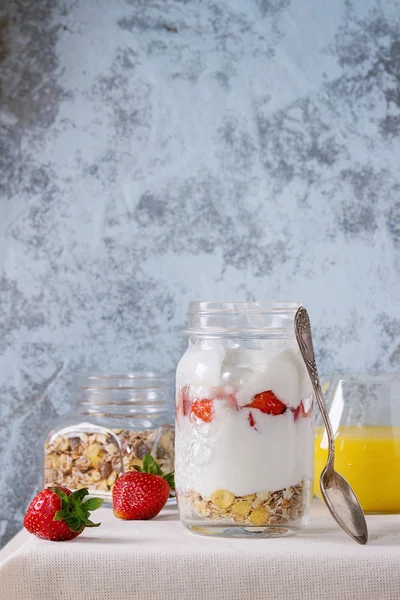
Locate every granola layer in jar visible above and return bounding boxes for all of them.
[175,302,314,537]
[180,482,309,527]
[44,373,175,501]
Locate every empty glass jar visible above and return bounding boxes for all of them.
[175,301,314,537]
[44,372,175,501]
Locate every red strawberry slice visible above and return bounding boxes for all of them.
[176,384,191,418]
[210,386,239,411]
[248,412,256,428]
[181,384,191,416]
[293,401,306,421]
[225,393,239,412]
[246,390,287,415]
[293,399,313,421]
[191,398,214,422]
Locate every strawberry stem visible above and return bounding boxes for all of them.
[50,487,103,532]
[133,455,175,491]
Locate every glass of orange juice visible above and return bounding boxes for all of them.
[314,373,400,513]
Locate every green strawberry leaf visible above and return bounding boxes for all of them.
[164,472,175,490]
[138,455,175,490]
[69,488,89,503]
[50,487,103,532]
[141,455,163,476]
[50,487,69,502]
[82,498,104,511]
[142,455,153,472]
[64,515,81,532]
[50,487,69,510]
[83,519,101,528]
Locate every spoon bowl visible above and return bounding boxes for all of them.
[321,468,368,545]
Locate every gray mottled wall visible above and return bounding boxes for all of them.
[1,0,400,546]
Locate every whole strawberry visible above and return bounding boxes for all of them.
[113,455,174,520]
[24,486,103,541]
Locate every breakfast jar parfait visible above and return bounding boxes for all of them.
[175,301,314,537]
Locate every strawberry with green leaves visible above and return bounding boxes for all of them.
[113,455,174,520]
[24,486,103,541]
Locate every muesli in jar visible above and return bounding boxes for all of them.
[44,372,175,499]
[44,426,174,494]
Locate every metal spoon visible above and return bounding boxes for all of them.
[294,306,368,545]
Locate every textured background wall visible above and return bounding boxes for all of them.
[1,0,400,547]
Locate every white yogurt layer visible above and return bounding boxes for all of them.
[175,342,314,497]
[176,346,225,390]
[175,400,314,497]
[176,342,312,409]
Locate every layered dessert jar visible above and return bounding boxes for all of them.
[175,302,314,537]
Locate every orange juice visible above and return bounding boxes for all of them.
[314,426,400,513]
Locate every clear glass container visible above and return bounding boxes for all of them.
[44,373,175,502]
[314,372,400,513]
[175,301,314,537]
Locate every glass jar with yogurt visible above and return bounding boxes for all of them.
[175,301,314,537]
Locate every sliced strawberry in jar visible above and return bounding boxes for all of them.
[225,393,239,412]
[181,384,192,416]
[191,398,214,423]
[176,384,192,417]
[293,401,306,421]
[304,397,314,416]
[293,398,313,421]
[210,386,239,411]
[248,412,256,428]
[246,390,287,415]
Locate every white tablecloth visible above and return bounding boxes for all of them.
[0,501,399,600]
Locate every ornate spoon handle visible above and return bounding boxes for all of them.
[294,307,335,464]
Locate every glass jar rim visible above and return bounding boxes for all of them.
[73,372,173,413]
[321,372,400,383]
[75,371,171,391]
[184,301,301,337]
[187,301,300,314]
